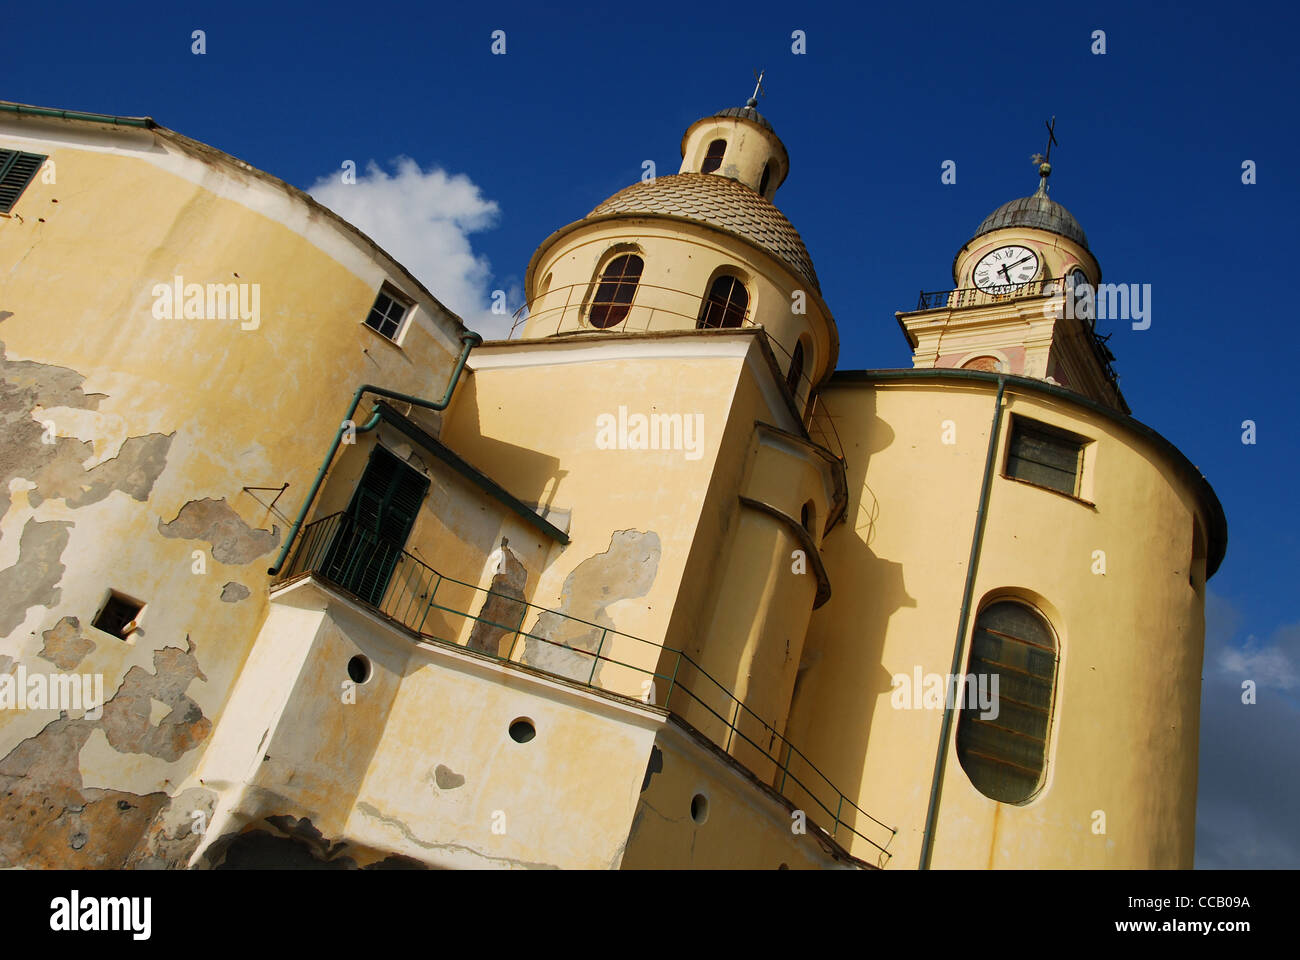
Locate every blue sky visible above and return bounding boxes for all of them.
[9,0,1297,866]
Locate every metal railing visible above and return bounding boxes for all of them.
[913,278,1122,395]
[278,511,896,863]
[508,279,846,463]
[509,279,768,340]
[915,276,1064,311]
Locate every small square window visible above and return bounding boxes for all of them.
[1005,417,1087,497]
[0,150,48,214]
[363,287,411,340]
[92,591,144,639]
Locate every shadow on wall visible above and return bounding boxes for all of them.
[785,389,916,816]
[439,373,569,523]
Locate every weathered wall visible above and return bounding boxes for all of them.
[190,579,661,869]
[0,113,468,867]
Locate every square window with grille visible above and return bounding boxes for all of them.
[1005,417,1088,497]
[364,287,411,340]
[0,150,48,214]
[92,591,144,639]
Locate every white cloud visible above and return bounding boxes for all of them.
[308,157,516,339]
[1217,625,1300,692]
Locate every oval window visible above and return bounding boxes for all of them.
[956,599,1058,803]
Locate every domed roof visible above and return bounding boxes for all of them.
[586,172,819,291]
[709,103,774,133]
[973,188,1089,250]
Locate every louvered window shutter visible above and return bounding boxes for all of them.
[0,150,47,214]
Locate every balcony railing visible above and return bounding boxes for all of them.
[913,278,1122,394]
[915,277,1064,311]
[278,511,896,864]
[508,279,846,463]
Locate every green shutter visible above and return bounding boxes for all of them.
[0,150,47,214]
[323,446,428,606]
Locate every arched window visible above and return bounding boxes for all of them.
[697,276,749,329]
[588,254,643,329]
[759,162,772,196]
[956,599,1058,804]
[961,355,1001,373]
[786,339,805,395]
[800,499,815,535]
[701,139,727,174]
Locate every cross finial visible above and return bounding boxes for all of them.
[748,69,766,107]
[1031,116,1058,193]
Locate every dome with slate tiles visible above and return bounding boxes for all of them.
[708,103,774,133]
[586,173,820,292]
[973,186,1089,250]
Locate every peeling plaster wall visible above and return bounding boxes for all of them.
[442,343,750,685]
[310,425,556,649]
[0,638,216,869]
[0,117,468,868]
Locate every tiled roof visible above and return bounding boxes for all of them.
[587,173,820,292]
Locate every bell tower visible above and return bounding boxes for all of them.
[678,74,788,201]
[518,84,837,412]
[897,121,1127,412]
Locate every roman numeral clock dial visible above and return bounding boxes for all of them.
[972,245,1039,292]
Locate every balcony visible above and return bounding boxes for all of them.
[913,278,1121,394]
[276,510,896,864]
[915,276,1065,311]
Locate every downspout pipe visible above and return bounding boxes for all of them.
[919,375,1006,870]
[0,102,156,128]
[267,330,482,576]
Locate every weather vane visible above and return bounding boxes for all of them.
[748,69,766,107]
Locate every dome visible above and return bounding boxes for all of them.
[973,189,1089,250]
[709,103,774,133]
[586,173,819,292]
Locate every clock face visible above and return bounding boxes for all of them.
[972,245,1039,292]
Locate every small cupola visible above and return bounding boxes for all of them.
[679,96,789,202]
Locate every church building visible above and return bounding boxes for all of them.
[0,94,1225,869]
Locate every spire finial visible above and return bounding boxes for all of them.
[748,68,766,108]
[1030,116,1058,194]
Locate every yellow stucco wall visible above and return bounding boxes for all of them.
[788,377,1210,867]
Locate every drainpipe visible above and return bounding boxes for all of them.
[267,330,482,576]
[919,375,1006,870]
[0,102,155,128]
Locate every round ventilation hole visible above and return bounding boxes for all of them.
[509,718,536,743]
[690,793,709,824]
[347,655,371,684]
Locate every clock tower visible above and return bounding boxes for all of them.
[897,147,1126,413]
